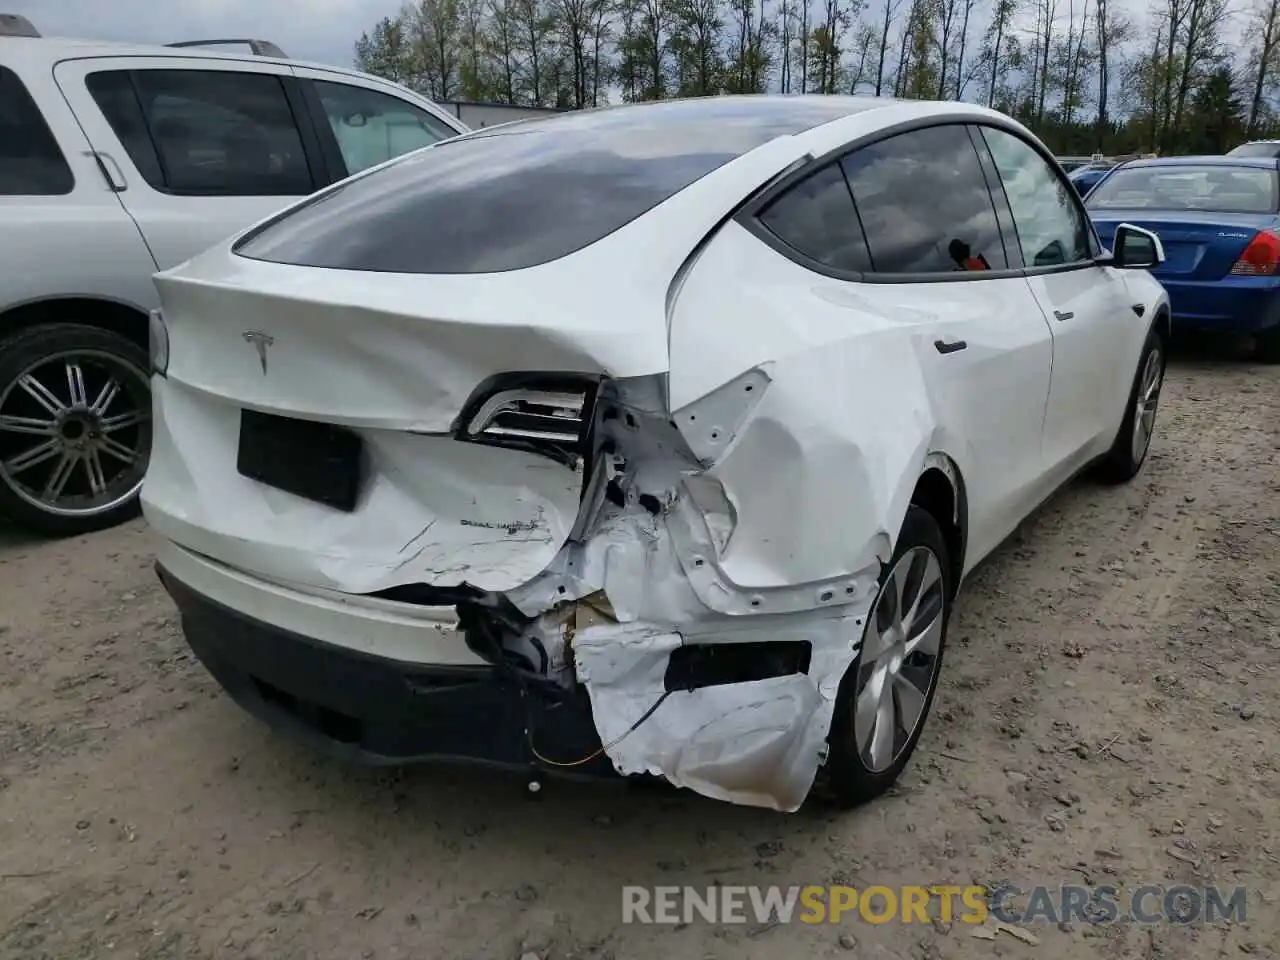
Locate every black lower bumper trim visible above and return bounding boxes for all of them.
[157,564,618,779]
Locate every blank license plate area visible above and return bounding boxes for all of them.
[236,410,362,511]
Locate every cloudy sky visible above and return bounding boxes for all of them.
[4,0,1237,86]
[5,0,396,68]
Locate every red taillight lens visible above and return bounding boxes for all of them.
[1230,230,1280,275]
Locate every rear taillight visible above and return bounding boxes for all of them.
[1230,230,1280,275]
[454,373,599,467]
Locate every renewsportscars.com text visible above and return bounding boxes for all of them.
[622,884,1247,926]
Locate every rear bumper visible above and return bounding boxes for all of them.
[157,563,618,779]
[1160,276,1280,333]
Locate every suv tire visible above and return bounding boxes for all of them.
[0,323,151,537]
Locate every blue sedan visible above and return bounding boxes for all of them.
[1085,156,1280,361]
[1068,165,1110,196]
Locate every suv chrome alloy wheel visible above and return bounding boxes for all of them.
[0,350,151,518]
[852,545,946,774]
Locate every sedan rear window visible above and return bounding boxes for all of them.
[234,97,884,274]
[1086,166,1279,214]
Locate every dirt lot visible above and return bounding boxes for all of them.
[1,350,1277,960]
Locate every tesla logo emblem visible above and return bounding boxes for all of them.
[242,331,274,374]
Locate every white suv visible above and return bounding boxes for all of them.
[0,14,467,536]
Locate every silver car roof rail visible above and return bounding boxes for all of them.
[0,13,40,37]
[166,38,288,58]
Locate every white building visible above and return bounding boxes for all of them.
[436,100,566,128]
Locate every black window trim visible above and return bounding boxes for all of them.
[88,67,324,198]
[736,114,1105,286]
[295,78,347,184]
[966,124,1022,270]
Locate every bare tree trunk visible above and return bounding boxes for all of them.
[1158,0,1184,151]
[779,0,793,92]
[894,0,915,95]
[1095,0,1109,149]
[987,8,1005,107]
[937,0,956,98]
[1036,0,1055,125]
[954,0,974,98]
[875,0,897,94]
[1248,0,1280,133]
[799,0,811,92]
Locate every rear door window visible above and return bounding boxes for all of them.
[86,69,313,196]
[311,80,458,176]
[0,66,74,195]
[839,124,1007,274]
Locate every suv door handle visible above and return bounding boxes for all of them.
[1053,310,1074,322]
[87,151,126,192]
[934,339,968,355]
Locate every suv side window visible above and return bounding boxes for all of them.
[0,66,74,195]
[980,126,1092,267]
[756,162,872,272]
[839,124,1007,274]
[312,80,457,176]
[87,69,313,196]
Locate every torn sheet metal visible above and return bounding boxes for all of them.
[499,376,883,810]
[572,611,867,812]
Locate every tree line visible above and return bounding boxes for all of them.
[354,0,1280,155]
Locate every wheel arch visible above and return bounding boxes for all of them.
[1152,303,1172,346]
[909,453,968,598]
[0,296,150,350]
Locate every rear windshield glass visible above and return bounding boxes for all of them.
[234,97,883,274]
[1086,165,1280,214]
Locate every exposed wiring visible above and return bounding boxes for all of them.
[528,689,673,768]
[461,597,668,770]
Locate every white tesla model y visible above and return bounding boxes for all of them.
[143,96,1169,812]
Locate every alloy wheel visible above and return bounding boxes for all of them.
[852,545,946,774]
[0,350,151,519]
[1131,346,1163,465]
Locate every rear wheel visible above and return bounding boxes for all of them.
[0,324,152,537]
[1095,325,1164,485]
[825,505,952,807]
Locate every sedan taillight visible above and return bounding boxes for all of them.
[1230,230,1280,275]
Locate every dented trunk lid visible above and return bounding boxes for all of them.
[141,252,671,596]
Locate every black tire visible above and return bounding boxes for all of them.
[0,323,151,537]
[1256,325,1280,364]
[1094,324,1165,485]
[824,505,952,808]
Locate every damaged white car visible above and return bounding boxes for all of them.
[143,95,1170,812]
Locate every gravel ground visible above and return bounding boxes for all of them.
[1,349,1277,960]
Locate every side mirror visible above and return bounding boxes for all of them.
[1112,223,1165,269]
